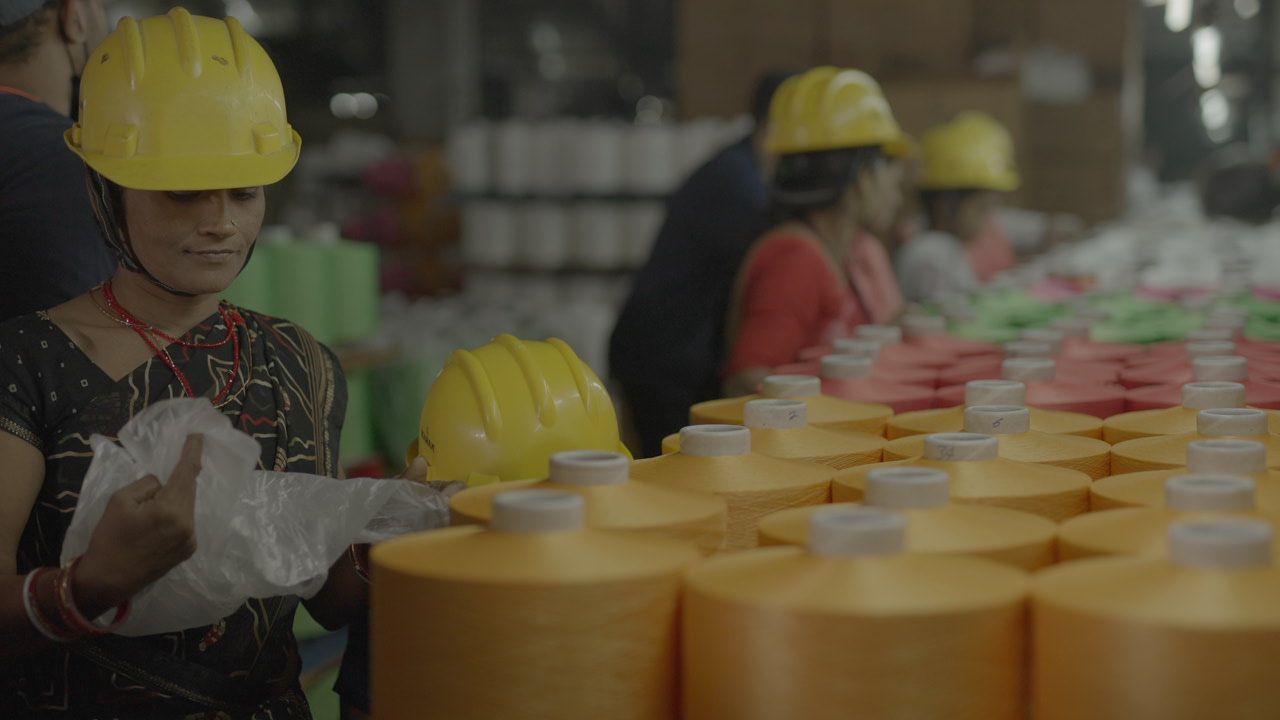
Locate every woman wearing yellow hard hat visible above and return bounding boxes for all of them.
[896,112,1022,303]
[0,9,388,717]
[721,67,910,397]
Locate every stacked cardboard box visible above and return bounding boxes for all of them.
[1020,92,1137,222]
[677,0,824,118]
[677,0,1143,222]
[825,0,977,77]
[1030,0,1138,85]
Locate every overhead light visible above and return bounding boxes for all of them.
[635,95,664,124]
[1234,0,1260,18]
[1165,0,1193,32]
[529,21,562,53]
[330,93,357,119]
[1200,88,1232,143]
[224,0,264,35]
[352,93,378,120]
[1192,26,1221,88]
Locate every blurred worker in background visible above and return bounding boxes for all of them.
[896,112,1021,304]
[721,67,908,398]
[0,0,115,321]
[609,71,794,458]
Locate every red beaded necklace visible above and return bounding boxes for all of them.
[101,281,244,405]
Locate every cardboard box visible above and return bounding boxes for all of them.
[678,0,823,117]
[1021,156,1127,222]
[826,0,975,78]
[1025,92,1130,158]
[972,0,1031,54]
[881,78,1024,144]
[1031,0,1138,83]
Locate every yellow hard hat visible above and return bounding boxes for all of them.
[64,8,301,191]
[766,66,910,157]
[409,335,631,486]
[918,112,1020,192]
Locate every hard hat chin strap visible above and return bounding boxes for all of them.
[86,171,255,298]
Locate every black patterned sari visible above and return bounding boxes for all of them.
[0,306,346,719]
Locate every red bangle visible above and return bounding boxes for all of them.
[25,567,76,642]
[55,557,131,636]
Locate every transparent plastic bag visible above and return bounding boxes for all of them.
[61,398,450,636]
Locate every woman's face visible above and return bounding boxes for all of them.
[850,158,904,237]
[955,191,1001,242]
[122,188,266,295]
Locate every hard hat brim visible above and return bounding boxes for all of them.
[918,172,1022,192]
[884,134,914,159]
[770,132,915,159]
[64,128,302,191]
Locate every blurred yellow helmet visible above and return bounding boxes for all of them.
[766,66,910,157]
[409,335,630,486]
[64,8,301,191]
[918,112,1020,192]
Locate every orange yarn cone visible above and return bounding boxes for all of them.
[663,399,883,470]
[884,405,1112,479]
[449,451,728,554]
[685,507,1029,720]
[373,490,700,720]
[1033,519,1280,720]
[835,432,1091,521]
[1103,381,1280,443]
[690,375,892,436]
[631,425,833,550]
[887,380,1103,440]
[759,466,1056,569]
[1062,474,1280,560]
[1092,438,1280,512]
[936,358,1125,418]
[1111,408,1280,475]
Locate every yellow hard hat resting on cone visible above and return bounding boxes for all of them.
[65,7,301,191]
[918,111,1020,192]
[765,66,911,157]
[409,335,631,487]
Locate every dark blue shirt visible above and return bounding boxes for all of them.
[0,93,116,322]
[609,136,769,457]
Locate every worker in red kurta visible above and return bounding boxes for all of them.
[722,67,910,397]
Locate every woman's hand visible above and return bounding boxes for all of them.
[73,434,204,616]
[402,456,428,483]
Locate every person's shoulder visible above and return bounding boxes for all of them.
[753,227,826,262]
[679,138,761,194]
[0,97,88,190]
[0,313,65,381]
[0,95,72,147]
[239,308,310,344]
[238,308,342,369]
[740,227,835,293]
[0,311,61,342]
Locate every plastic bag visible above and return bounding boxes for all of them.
[61,398,450,636]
